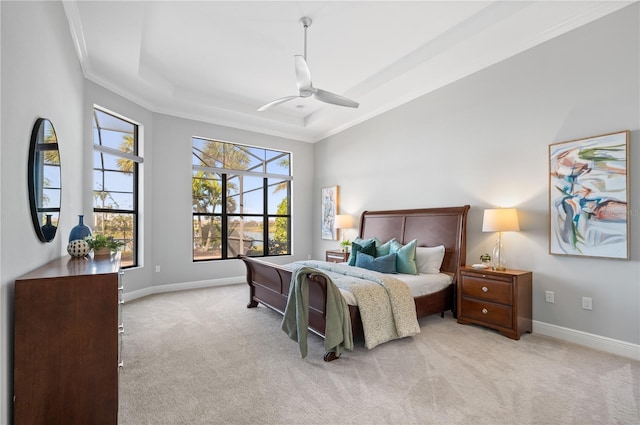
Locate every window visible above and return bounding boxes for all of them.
[192,137,291,261]
[93,107,142,268]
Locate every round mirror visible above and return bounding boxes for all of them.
[28,118,61,242]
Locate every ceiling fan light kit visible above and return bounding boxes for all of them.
[258,16,359,112]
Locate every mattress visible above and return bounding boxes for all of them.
[339,272,452,306]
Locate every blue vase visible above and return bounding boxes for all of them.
[41,214,57,241]
[69,215,92,242]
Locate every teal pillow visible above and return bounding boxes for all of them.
[389,239,418,275]
[355,252,397,274]
[353,237,380,248]
[376,238,396,257]
[348,239,376,266]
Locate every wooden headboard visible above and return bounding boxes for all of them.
[359,205,470,276]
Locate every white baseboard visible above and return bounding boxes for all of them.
[123,276,244,303]
[533,320,640,361]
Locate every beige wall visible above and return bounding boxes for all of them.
[314,5,640,346]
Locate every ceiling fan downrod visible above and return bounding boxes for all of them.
[300,17,312,60]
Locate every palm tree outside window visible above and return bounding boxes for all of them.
[192,137,291,261]
[92,106,142,268]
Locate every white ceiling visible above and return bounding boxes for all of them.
[63,1,634,143]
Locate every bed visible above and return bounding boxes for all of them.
[239,205,470,361]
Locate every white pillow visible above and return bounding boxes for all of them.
[415,245,445,274]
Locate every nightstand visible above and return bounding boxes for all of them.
[457,266,532,340]
[326,250,349,263]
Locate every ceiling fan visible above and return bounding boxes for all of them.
[257,17,359,112]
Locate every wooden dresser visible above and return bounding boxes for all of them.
[457,266,532,340]
[14,254,123,425]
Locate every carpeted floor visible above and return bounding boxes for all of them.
[118,283,639,425]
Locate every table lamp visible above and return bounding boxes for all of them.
[334,214,354,249]
[482,208,520,271]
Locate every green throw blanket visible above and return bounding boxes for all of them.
[289,260,421,350]
[281,266,353,359]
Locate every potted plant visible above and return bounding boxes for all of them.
[84,234,124,257]
[480,253,492,266]
[340,239,351,252]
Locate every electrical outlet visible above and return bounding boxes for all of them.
[545,291,555,303]
[582,297,592,310]
[307,254,311,260]
[155,265,160,273]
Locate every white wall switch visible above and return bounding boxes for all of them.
[582,297,592,310]
[155,265,160,273]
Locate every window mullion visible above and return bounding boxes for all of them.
[221,173,228,259]
[263,177,269,256]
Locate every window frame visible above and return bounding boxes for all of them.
[92,106,142,268]
[192,137,292,261]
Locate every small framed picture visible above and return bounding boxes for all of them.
[321,186,338,240]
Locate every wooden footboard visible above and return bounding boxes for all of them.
[240,255,364,340]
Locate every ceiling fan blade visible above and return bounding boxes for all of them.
[257,95,300,112]
[314,88,359,108]
[294,55,312,92]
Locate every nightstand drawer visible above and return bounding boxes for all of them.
[460,298,512,329]
[326,250,349,263]
[461,276,512,304]
[460,270,514,283]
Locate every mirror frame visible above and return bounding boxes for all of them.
[28,118,62,243]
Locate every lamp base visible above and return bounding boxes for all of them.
[492,232,506,272]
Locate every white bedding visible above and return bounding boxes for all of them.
[339,271,452,306]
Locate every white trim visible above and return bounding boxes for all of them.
[94,144,143,163]
[122,276,244,303]
[62,0,90,77]
[533,320,640,361]
[192,165,291,181]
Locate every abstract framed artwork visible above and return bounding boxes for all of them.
[549,130,630,259]
[321,186,339,240]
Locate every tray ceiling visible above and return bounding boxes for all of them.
[63,1,633,143]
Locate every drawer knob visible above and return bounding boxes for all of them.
[482,286,488,292]
[482,308,488,314]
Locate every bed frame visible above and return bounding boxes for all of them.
[239,205,470,361]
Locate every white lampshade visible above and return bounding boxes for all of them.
[482,208,520,233]
[334,214,354,229]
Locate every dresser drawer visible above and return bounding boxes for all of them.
[460,298,512,329]
[460,276,512,304]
